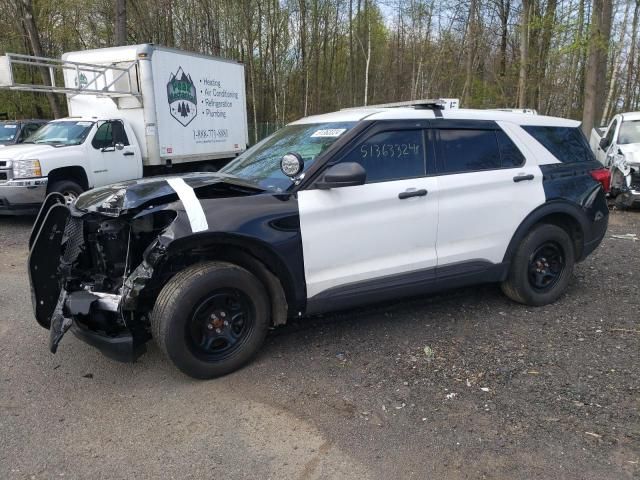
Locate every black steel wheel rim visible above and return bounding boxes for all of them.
[186,288,255,361]
[528,241,565,292]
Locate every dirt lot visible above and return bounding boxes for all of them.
[0,209,638,479]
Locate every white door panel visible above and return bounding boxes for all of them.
[299,177,438,298]
[436,167,545,266]
[105,145,141,184]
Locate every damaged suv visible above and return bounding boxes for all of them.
[29,102,609,378]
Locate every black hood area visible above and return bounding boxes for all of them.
[74,172,264,215]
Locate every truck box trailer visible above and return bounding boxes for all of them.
[0,44,249,213]
[61,44,248,167]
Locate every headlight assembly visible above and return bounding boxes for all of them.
[12,159,42,179]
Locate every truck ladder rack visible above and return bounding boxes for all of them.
[0,53,140,98]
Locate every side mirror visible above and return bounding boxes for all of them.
[599,137,610,150]
[316,162,366,189]
[115,142,125,151]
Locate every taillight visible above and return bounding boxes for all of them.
[590,168,611,193]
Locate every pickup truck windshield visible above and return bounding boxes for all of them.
[220,122,356,192]
[0,124,18,143]
[618,120,640,145]
[25,121,94,146]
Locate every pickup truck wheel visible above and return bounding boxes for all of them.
[151,262,270,379]
[48,180,83,205]
[501,224,575,306]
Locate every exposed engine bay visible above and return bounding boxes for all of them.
[30,196,178,360]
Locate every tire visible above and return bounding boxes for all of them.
[501,224,575,306]
[47,180,83,206]
[151,261,270,379]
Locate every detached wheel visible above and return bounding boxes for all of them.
[501,224,575,306]
[151,262,270,379]
[48,180,83,205]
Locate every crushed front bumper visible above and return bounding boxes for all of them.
[0,178,48,215]
[29,195,147,363]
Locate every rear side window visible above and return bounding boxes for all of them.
[523,126,594,163]
[342,129,426,183]
[438,129,500,173]
[496,131,525,167]
[437,129,525,173]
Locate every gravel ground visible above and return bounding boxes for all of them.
[0,209,638,479]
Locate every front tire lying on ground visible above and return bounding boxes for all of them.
[151,262,270,379]
[501,224,575,306]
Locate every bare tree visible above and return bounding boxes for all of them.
[518,0,531,108]
[115,0,127,46]
[582,0,613,135]
[17,0,61,118]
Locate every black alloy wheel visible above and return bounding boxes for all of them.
[527,241,565,292]
[186,288,255,360]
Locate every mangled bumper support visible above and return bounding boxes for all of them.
[49,289,146,363]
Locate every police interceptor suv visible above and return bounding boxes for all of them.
[29,101,609,378]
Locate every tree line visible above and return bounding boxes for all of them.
[0,0,633,141]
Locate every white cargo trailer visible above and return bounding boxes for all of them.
[0,44,249,213]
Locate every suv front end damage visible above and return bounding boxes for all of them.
[29,193,177,361]
[28,174,266,362]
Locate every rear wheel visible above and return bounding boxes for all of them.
[151,262,270,379]
[47,180,83,205]
[501,224,575,306]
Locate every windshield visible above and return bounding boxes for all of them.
[25,120,94,146]
[618,120,640,145]
[0,124,19,144]
[220,122,356,191]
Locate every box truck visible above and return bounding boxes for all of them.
[0,44,248,213]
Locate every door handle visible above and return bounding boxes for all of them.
[123,151,135,156]
[398,189,428,199]
[513,174,534,183]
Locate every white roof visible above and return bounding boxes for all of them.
[621,111,640,121]
[290,107,580,128]
[51,117,98,122]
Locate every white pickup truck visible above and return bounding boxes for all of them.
[590,112,640,207]
[0,44,248,214]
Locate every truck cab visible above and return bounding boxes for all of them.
[0,117,142,214]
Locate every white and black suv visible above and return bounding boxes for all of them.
[29,102,609,378]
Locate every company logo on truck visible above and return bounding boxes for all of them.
[167,67,197,127]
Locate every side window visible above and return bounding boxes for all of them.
[22,124,41,139]
[522,126,595,163]
[92,122,113,150]
[111,121,130,146]
[437,129,501,173]
[341,129,425,183]
[17,125,28,141]
[605,119,618,146]
[496,130,525,167]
